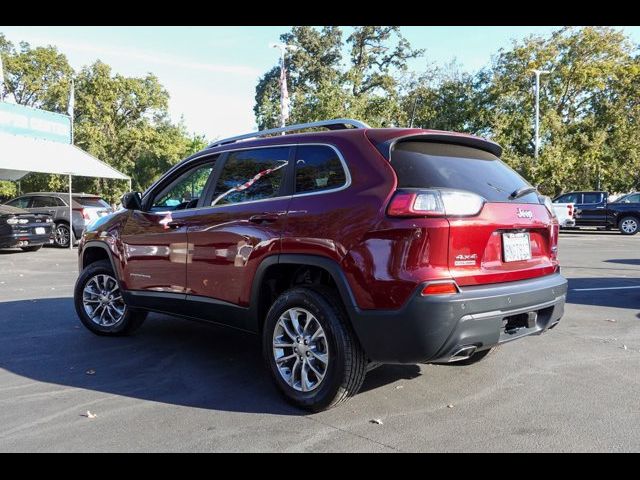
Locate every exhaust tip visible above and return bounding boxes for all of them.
[447,345,477,362]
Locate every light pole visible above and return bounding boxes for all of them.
[270,42,298,131]
[532,69,550,159]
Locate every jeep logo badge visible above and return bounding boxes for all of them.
[516,208,533,219]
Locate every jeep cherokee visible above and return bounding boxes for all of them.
[74,119,567,411]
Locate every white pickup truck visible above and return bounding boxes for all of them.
[552,202,576,228]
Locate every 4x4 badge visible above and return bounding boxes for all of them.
[516,208,533,219]
[455,254,477,266]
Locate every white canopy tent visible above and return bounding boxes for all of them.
[0,131,131,248]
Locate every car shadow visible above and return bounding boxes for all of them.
[567,277,640,309]
[604,259,640,266]
[0,297,420,414]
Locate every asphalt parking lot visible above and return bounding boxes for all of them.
[0,231,639,452]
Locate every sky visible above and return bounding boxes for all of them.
[2,26,640,141]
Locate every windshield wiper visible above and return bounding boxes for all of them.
[509,186,538,200]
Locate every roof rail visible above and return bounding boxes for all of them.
[207,118,370,148]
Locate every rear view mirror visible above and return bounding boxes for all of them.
[121,192,142,211]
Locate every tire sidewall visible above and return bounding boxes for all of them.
[74,260,133,335]
[619,216,639,235]
[263,288,348,410]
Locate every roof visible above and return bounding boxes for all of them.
[17,192,101,197]
[202,127,502,158]
[0,132,130,181]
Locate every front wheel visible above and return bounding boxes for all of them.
[263,286,367,412]
[619,216,639,235]
[74,260,146,336]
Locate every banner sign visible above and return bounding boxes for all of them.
[0,102,71,144]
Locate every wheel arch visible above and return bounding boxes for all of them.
[249,254,359,335]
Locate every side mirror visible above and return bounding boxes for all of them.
[121,192,142,211]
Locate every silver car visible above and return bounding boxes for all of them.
[3,192,113,247]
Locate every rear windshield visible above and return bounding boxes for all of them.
[74,197,110,208]
[391,142,540,203]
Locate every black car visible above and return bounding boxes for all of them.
[552,191,640,235]
[0,205,53,251]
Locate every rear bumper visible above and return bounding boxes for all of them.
[350,273,567,364]
[0,232,52,248]
[560,219,576,227]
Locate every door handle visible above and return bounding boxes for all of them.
[166,221,184,229]
[249,213,280,223]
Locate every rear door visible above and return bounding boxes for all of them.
[578,192,607,225]
[390,141,558,287]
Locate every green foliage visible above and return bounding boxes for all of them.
[1,35,206,204]
[255,26,640,195]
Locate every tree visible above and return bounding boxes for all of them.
[254,26,423,130]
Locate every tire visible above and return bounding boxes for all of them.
[53,222,71,248]
[21,245,43,252]
[74,260,146,336]
[263,286,367,412]
[618,216,639,235]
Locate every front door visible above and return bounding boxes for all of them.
[185,146,292,318]
[120,160,217,294]
[578,192,607,226]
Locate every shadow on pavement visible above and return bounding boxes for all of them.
[0,297,419,415]
[567,277,640,310]
[604,259,640,266]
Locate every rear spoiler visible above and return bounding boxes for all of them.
[374,133,503,160]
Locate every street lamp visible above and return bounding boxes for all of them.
[270,42,298,131]
[532,69,550,159]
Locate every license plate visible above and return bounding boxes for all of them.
[502,232,531,262]
[35,227,46,235]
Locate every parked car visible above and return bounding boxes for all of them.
[552,201,576,228]
[0,204,53,251]
[552,191,640,235]
[74,119,567,411]
[4,192,113,247]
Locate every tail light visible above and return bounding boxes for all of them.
[73,208,91,221]
[541,195,557,219]
[388,189,485,218]
[567,204,574,218]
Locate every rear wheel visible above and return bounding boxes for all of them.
[619,216,639,235]
[74,260,146,335]
[21,245,42,252]
[263,286,366,412]
[53,223,71,247]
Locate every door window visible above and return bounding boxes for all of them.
[211,147,289,206]
[582,193,602,204]
[151,161,216,212]
[5,197,31,208]
[31,196,58,208]
[554,193,579,204]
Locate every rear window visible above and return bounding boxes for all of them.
[391,142,540,203]
[74,197,110,208]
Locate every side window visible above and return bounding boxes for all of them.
[52,196,66,206]
[31,196,57,208]
[582,193,602,204]
[295,145,347,194]
[6,197,30,208]
[211,147,289,206]
[554,193,578,204]
[151,161,216,212]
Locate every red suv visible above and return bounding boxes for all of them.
[74,119,567,411]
